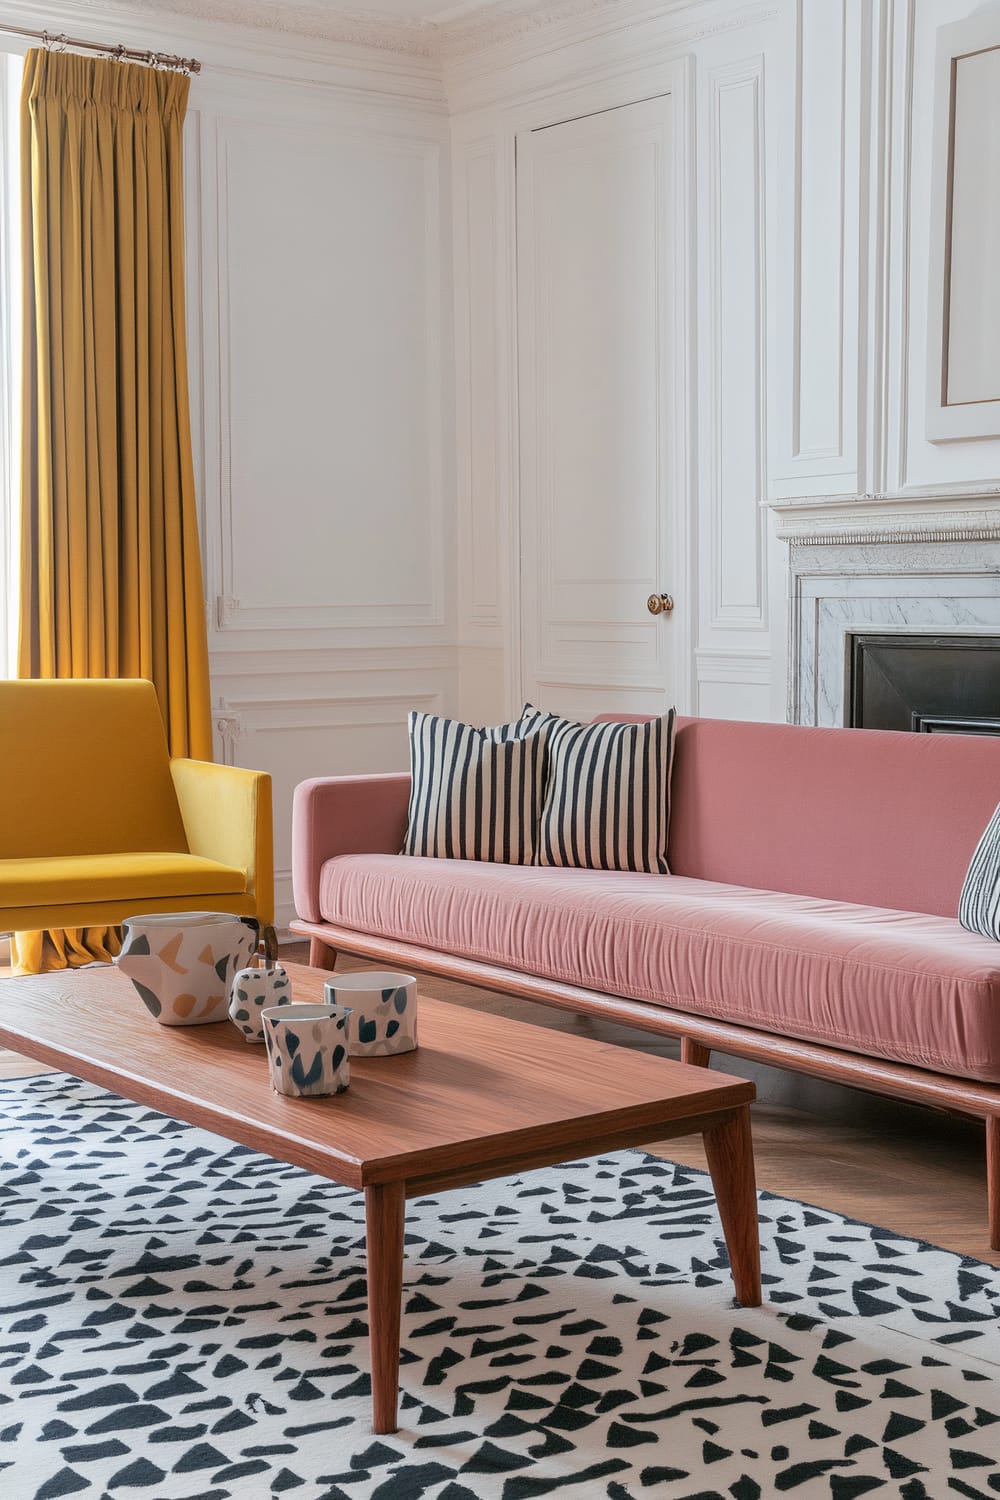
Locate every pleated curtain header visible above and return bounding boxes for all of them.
[22,48,189,117]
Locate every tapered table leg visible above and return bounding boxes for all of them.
[365,1180,406,1433]
[703,1105,761,1307]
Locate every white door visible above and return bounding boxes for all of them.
[516,94,682,720]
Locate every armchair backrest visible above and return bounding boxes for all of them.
[0,679,190,858]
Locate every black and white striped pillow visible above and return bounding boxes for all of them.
[402,711,548,864]
[535,709,676,872]
[959,802,1000,939]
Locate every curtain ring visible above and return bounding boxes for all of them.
[110,44,128,64]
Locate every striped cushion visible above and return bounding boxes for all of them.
[959,802,1000,939]
[402,712,547,863]
[535,709,676,872]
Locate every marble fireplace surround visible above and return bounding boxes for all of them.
[771,490,1000,727]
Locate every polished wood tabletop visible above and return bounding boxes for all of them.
[0,959,760,1432]
[0,961,754,1191]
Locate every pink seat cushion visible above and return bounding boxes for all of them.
[318,854,1000,1083]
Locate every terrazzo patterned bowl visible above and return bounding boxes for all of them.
[262,1003,352,1098]
[323,970,418,1057]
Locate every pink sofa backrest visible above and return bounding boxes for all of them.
[662,716,1000,917]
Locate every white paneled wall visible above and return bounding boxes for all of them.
[1,2,455,931]
[208,122,445,636]
[452,138,509,724]
[197,71,453,929]
[6,0,1000,921]
[770,0,862,502]
[448,3,778,725]
[694,21,777,724]
[448,0,1000,733]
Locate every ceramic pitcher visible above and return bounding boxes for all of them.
[116,912,257,1026]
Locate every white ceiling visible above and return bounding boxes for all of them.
[303,0,488,19]
[127,0,516,35]
[119,0,610,59]
[202,0,487,20]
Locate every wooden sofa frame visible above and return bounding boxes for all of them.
[291,921,1000,1253]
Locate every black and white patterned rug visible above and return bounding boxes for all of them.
[1,1074,999,1500]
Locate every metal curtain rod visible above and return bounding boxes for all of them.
[0,22,201,72]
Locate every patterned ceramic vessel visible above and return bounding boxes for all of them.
[229,963,292,1043]
[115,912,257,1026]
[323,970,418,1057]
[262,1004,352,1097]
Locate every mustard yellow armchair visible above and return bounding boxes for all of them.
[0,679,273,935]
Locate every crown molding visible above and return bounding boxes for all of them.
[440,0,780,109]
[437,0,773,63]
[1,0,775,67]
[117,0,439,58]
[0,0,446,103]
[435,0,643,59]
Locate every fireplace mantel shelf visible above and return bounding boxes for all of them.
[766,489,1000,547]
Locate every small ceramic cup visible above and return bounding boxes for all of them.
[262,1003,352,1098]
[323,970,418,1057]
[229,962,292,1043]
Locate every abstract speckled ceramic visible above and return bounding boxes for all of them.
[262,1003,352,1097]
[323,970,417,1057]
[116,912,257,1026]
[229,963,292,1042]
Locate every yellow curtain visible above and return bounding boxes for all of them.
[10,928,122,975]
[13,49,212,976]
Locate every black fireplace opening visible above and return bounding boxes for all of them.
[849,634,1000,736]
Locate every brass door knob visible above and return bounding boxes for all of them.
[647,592,674,615]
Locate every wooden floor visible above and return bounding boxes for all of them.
[2,945,996,1267]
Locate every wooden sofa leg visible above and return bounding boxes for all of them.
[988,1116,1000,1253]
[682,1038,711,1068]
[309,936,338,971]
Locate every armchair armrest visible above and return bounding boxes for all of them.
[170,759,274,927]
[292,774,411,924]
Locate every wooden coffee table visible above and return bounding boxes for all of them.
[0,961,760,1433]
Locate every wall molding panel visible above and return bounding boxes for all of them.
[770,0,860,500]
[453,138,504,638]
[695,648,773,722]
[705,53,768,633]
[203,112,448,648]
[214,688,442,927]
[924,9,1000,443]
[792,0,848,466]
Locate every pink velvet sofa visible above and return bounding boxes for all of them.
[290,715,1000,1248]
